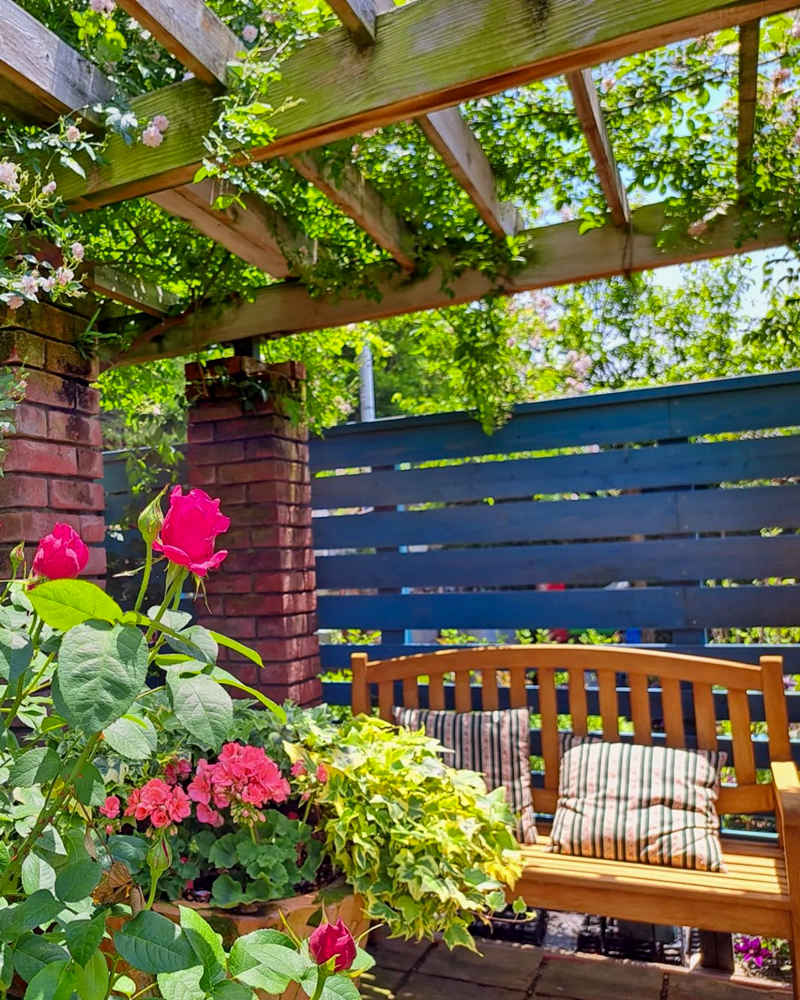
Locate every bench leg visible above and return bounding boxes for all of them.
[698,931,734,973]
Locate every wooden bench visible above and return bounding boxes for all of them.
[351,645,800,994]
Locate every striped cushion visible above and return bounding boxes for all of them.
[393,707,537,843]
[548,734,727,872]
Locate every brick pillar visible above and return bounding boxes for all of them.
[185,358,321,707]
[0,302,105,580]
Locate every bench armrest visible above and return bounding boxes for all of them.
[771,761,800,837]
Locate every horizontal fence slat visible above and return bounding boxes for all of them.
[310,372,800,471]
[317,534,800,590]
[318,585,800,631]
[312,484,800,549]
[312,435,800,509]
[320,643,800,671]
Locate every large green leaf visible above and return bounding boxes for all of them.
[156,966,206,1000]
[55,860,103,903]
[12,934,69,983]
[0,628,32,684]
[9,747,62,788]
[169,674,232,747]
[22,959,74,1000]
[16,890,64,930]
[72,761,106,807]
[65,911,106,966]
[229,929,306,994]
[168,626,218,664]
[58,622,148,733]
[103,714,157,761]
[0,941,12,989]
[211,982,256,1000]
[28,580,122,632]
[73,950,109,1000]
[209,874,246,910]
[300,969,361,1000]
[179,905,226,988]
[21,853,56,895]
[107,835,149,874]
[114,911,196,975]
[207,632,262,668]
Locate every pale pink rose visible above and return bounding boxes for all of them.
[66,125,81,143]
[20,274,38,297]
[90,0,104,10]
[141,124,163,148]
[0,162,19,191]
[6,295,24,310]
[687,219,707,237]
[242,23,258,42]
[42,180,57,195]
[601,77,615,93]
[70,242,85,261]
[39,276,56,292]
[152,115,170,132]
[56,267,74,287]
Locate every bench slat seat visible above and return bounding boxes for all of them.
[350,645,800,996]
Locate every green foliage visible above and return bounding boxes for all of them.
[289,715,522,947]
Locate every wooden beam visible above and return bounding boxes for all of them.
[566,68,630,227]
[84,265,181,317]
[0,0,113,125]
[326,0,522,238]
[737,19,761,186]
[417,110,523,237]
[115,200,790,365]
[149,179,315,279]
[49,0,800,209]
[288,151,416,270]
[114,0,239,86]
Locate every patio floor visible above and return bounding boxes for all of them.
[362,932,792,1000]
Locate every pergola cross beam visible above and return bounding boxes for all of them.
[566,69,630,228]
[737,19,761,187]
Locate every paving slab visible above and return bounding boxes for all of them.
[369,930,435,973]
[395,971,527,1000]
[667,971,790,1000]
[359,965,407,999]
[418,940,544,990]
[534,955,665,1000]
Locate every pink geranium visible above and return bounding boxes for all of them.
[188,743,290,826]
[125,778,191,829]
[164,757,192,786]
[153,486,229,577]
[99,795,120,819]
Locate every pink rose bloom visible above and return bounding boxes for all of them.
[152,115,170,132]
[42,181,57,195]
[242,23,258,42]
[291,761,306,777]
[32,523,89,580]
[99,795,120,819]
[70,241,85,261]
[316,764,329,783]
[153,486,229,577]
[6,295,23,310]
[141,124,163,148]
[66,125,81,143]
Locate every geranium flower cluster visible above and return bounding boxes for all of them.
[125,777,191,830]
[188,743,290,827]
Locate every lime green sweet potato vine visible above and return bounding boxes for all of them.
[288,717,522,950]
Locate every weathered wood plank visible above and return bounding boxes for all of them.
[311,484,800,550]
[149,179,314,279]
[737,19,761,186]
[118,202,792,363]
[0,0,113,125]
[327,0,381,46]
[417,109,523,238]
[288,151,416,270]
[84,265,181,317]
[566,68,629,226]
[317,584,800,631]
[316,534,800,590]
[311,434,800,508]
[51,0,800,208]
[310,373,800,470]
[115,0,241,85]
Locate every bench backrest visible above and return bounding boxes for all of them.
[351,645,791,816]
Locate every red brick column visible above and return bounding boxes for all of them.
[0,302,105,580]
[185,359,320,707]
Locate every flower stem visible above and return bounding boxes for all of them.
[133,545,153,615]
[309,969,329,1000]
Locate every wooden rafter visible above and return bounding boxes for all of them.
[566,69,630,227]
[737,19,761,186]
[333,0,522,238]
[84,265,181,317]
[115,201,791,366]
[49,0,800,209]
[149,180,316,279]
[117,0,417,270]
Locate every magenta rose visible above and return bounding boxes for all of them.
[32,523,89,580]
[308,918,357,972]
[153,486,229,577]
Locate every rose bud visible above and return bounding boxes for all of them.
[152,486,229,577]
[308,918,357,973]
[138,487,166,546]
[32,523,88,580]
[146,834,172,876]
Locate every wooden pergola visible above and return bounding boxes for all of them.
[1,0,797,366]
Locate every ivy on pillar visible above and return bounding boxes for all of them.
[185,358,321,707]
[0,302,106,581]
